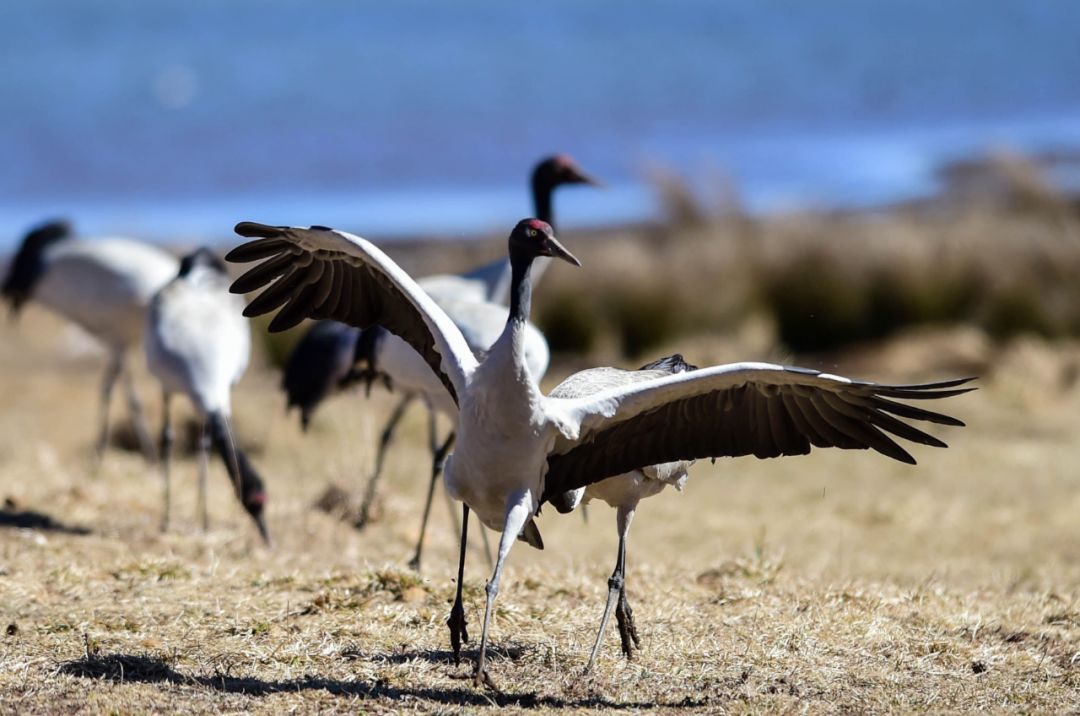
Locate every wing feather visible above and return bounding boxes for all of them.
[779,392,825,449]
[857,394,965,426]
[750,389,778,458]
[542,363,973,500]
[807,390,913,463]
[765,392,802,455]
[228,222,477,404]
[242,269,300,318]
[790,394,862,449]
[224,237,291,263]
[231,250,297,294]
[820,392,947,449]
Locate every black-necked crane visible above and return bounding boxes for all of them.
[227,218,972,687]
[280,155,598,569]
[547,353,699,673]
[1,220,179,463]
[145,248,269,545]
[420,153,600,305]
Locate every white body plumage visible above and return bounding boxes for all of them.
[375,292,550,419]
[145,262,250,418]
[33,238,179,351]
[444,318,553,537]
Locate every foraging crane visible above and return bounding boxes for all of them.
[547,353,699,672]
[145,248,269,544]
[227,218,971,687]
[281,155,597,568]
[281,319,362,432]
[1,220,179,462]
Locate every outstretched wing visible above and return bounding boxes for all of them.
[227,222,477,405]
[542,362,973,501]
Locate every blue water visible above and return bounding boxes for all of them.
[2,1,1080,245]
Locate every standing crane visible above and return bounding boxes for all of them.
[547,353,698,672]
[2,220,178,464]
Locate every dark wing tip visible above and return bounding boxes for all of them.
[242,303,267,319]
[888,376,978,391]
[234,221,282,239]
[917,376,978,390]
[267,310,305,334]
[872,377,978,401]
[225,243,251,264]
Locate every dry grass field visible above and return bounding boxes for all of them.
[5,183,1080,713]
[2,307,1080,713]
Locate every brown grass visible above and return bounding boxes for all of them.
[5,176,1080,712]
[3,303,1080,713]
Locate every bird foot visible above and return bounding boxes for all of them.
[615,592,641,659]
[447,600,469,665]
[352,498,383,531]
[472,664,500,691]
[407,554,421,572]
[448,663,500,691]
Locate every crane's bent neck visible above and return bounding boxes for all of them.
[531,179,554,231]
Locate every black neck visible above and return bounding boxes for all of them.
[507,248,535,324]
[531,179,554,229]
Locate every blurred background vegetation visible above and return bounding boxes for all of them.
[6,2,1080,381]
[255,151,1080,376]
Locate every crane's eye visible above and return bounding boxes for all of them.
[526,228,537,238]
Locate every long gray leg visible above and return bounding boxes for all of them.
[447,503,470,664]
[585,504,636,673]
[159,392,173,532]
[613,505,641,659]
[121,363,156,463]
[355,395,413,529]
[473,490,532,689]
[408,430,456,572]
[197,422,211,532]
[93,352,124,465]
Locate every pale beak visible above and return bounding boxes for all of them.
[544,236,581,267]
[569,166,604,188]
